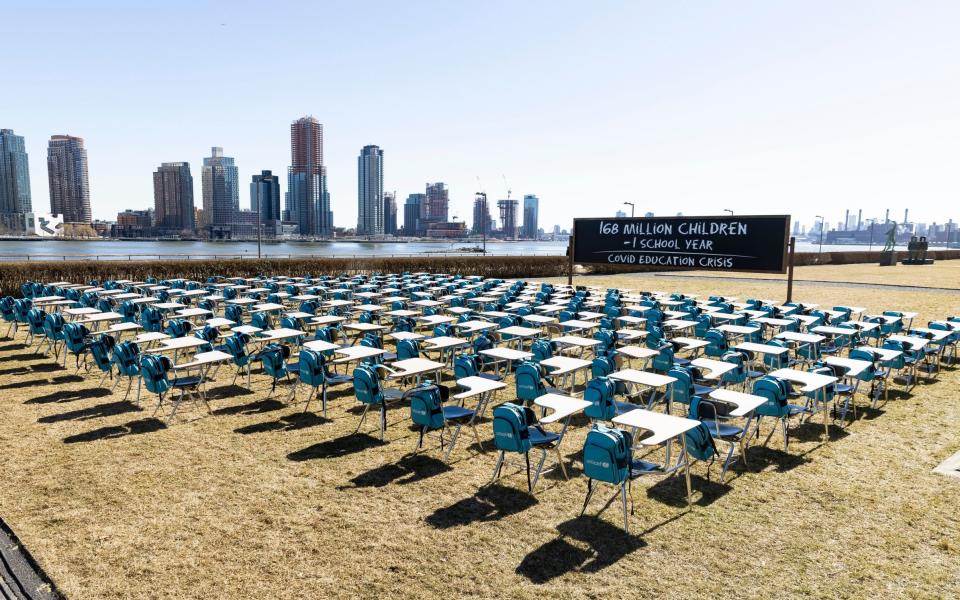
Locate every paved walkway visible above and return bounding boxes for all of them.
[0,518,60,600]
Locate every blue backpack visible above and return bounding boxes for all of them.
[454,353,479,379]
[684,420,718,462]
[593,329,618,352]
[591,355,616,378]
[492,402,532,453]
[583,424,633,484]
[353,364,383,406]
[584,376,618,420]
[515,361,549,402]
[531,339,554,362]
[165,319,192,338]
[397,339,421,360]
[408,382,446,431]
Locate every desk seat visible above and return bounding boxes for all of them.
[528,426,561,446]
[442,405,475,421]
[630,459,664,475]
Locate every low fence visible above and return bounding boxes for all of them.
[1,250,957,297]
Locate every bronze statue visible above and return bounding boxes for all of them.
[882,221,897,252]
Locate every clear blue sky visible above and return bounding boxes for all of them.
[4,1,959,231]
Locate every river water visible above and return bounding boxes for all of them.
[0,239,911,261]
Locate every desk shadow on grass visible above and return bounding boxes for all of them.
[788,420,851,444]
[62,418,166,443]
[287,432,385,461]
[342,454,451,489]
[742,445,810,473]
[0,374,82,391]
[234,411,331,434]
[645,473,732,508]
[212,398,284,416]
[39,400,140,423]
[25,386,111,404]
[516,516,648,584]
[425,484,538,529]
[0,362,65,376]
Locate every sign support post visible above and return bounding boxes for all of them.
[786,236,796,303]
[567,232,574,286]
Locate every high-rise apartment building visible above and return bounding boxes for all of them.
[521,194,539,239]
[404,193,425,236]
[423,182,449,226]
[383,191,398,235]
[357,145,384,235]
[251,170,281,222]
[288,116,332,237]
[0,129,32,231]
[153,162,195,232]
[201,147,239,234]
[47,134,92,223]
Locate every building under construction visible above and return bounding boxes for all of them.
[497,198,518,239]
[472,195,491,235]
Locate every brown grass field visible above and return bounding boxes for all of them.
[666,259,960,288]
[1,263,958,599]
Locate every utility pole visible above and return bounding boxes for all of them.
[816,215,825,261]
[623,202,635,217]
[256,194,262,259]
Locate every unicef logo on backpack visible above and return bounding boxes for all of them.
[585,458,610,469]
[494,431,514,440]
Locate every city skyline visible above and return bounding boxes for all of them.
[0,124,953,238]
[4,2,959,230]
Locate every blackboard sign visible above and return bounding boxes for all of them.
[573,214,790,273]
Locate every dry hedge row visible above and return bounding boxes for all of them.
[2,250,957,296]
[0,256,569,296]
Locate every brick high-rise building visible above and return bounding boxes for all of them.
[47,134,92,224]
[423,182,449,227]
[153,162,195,232]
[287,116,332,237]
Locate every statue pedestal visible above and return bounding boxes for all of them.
[879,251,897,266]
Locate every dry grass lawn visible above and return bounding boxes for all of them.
[1,263,959,599]
[665,259,960,288]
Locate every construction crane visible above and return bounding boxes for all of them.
[502,175,511,199]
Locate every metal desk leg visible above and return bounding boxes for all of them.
[680,434,692,510]
[821,388,829,440]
